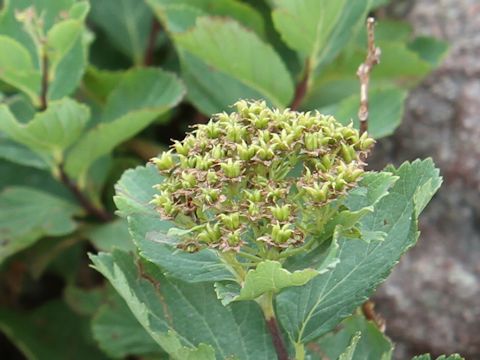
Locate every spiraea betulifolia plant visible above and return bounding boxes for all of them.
[0,0,464,359]
[94,101,449,360]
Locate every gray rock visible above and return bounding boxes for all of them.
[370,0,480,358]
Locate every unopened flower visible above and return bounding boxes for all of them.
[151,100,374,253]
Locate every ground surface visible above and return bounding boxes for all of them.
[371,0,480,358]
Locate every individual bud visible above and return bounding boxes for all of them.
[270,204,291,222]
[173,140,190,156]
[219,212,241,230]
[221,159,242,178]
[256,141,275,161]
[340,143,356,163]
[204,121,221,138]
[247,201,260,217]
[181,172,197,188]
[210,145,225,160]
[344,168,364,183]
[320,154,333,170]
[304,133,318,151]
[226,229,243,247]
[206,170,218,184]
[226,123,246,143]
[252,111,269,129]
[359,135,375,151]
[197,223,221,244]
[271,223,293,244]
[237,141,256,161]
[153,151,174,171]
[195,155,213,171]
[258,130,271,142]
[304,183,329,202]
[235,100,249,115]
[244,189,262,203]
[333,178,348,191]
[202,188,219,203]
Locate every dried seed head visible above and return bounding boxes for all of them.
[151,100,374,252]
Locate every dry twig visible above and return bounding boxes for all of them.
[357,17,381,135]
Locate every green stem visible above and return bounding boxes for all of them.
[294,342,305,360]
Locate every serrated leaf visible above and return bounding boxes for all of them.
[173,17,293,114]
[89,0,153,65]
[147,0,265,35]
[0,98,90,167]
[216,260,318,305]
[65,68,184,183]
[114,164,161,218]
[319,88,408,138]
[114,163,235,283]
[90,250,277,359]
[0,300,105,360]
[91,287,164,358]
[310,315,393,360]
[412,355,465,360]
[277,159,442,344]
[0,186,81,264]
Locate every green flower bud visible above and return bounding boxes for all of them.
[197,223,221,244]
[340,143,356,164]
[237,142,256,161]
[219,212,241,230]
[226,229,242,247]
[304,133,318,151]
[174,140,190,156]
[153,151,174,171]
[181,172,196,188]
[221,159,242,178]
[270,204,291,222]
[271,223,293,244]
[206,170,218,184]
[304,183,329,202]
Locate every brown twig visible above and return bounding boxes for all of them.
[39,52,48,111]
[143,18,161,66]
[58,165,113,223]
[357,17,381,135]
[266,317,289,360]
[290,59,311,111]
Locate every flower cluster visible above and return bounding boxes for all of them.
[152,100,374,252]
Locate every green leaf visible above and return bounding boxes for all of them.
[65,68,184,182]
[277,159,442,344]
[114,163,235,283]
[86,218,135,252]
[89,0,153,65]
[0,300,105,360]
[310,315,393,360]
[319,88,408,138]
[338,332,361,360]
[114,164,161,218]
[173,17,294,114]
[408,36,449,67]
[271,0,370,73]
[0,186,81,264]
[412,355,465,360]
[91,287,164,358]
[216,260,318,305]
[0,98,90,167]
[91,250,277,359]
[46,19,83,75]
[0,136,49,169]
[146,0,265,36]
[0,35,40,104]
[131,215,236,283]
